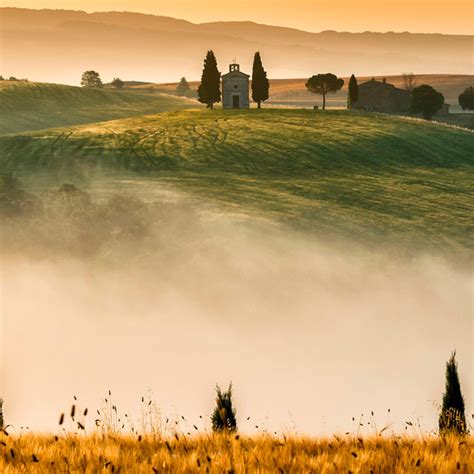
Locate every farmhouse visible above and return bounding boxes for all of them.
[352,78,450,115]
[353,78,411,113]
[222,63,250,109]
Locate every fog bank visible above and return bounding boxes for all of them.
[1,190,472,435]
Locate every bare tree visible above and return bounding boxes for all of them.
[402,72,417,92]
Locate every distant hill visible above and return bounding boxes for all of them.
[0,81,196,135]
[1,8,472,85]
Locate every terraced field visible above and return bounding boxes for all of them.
[0,81,196,135]
[1,109,473,259]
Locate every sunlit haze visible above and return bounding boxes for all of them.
[2,0,473,34]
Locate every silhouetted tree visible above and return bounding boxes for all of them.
[211,383,237,432]
[402,72,417,92]
[0,398,3,430]
[81,70,103,88]
[439,351,467,435]
[458,86,474,111]
[305,73,344,110]
[111,77,124,89]
[8,76,18,81]
[411,84,444,120]
[252,52,269,109]
[198,51,221,109]
[176,77,191,97]
[0,76,4,81]
[348,74,359,108]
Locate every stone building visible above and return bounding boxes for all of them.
[353,78,412,113]
[352,78,450,115]
[222,63,250,109]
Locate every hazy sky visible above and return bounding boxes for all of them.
[3,0,473,34]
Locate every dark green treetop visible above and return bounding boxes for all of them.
[305,73,344,110]
[348,74,359,108]
[411,84,444,120]
[81,70,103,88]
[252,52,270,109]
[198,51,221,109]
[458,86,474,111]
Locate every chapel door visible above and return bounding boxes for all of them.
[232,95,240,109]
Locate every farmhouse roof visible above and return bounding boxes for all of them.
[359,78,410,95]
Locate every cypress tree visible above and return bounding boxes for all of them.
[198,51,221,109]
[211,383,237,432]
[439,351,467,435]
[348,74,359,108]
[251,52,269,109]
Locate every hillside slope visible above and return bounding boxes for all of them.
[1,109,472,258]
[0,81,196,135]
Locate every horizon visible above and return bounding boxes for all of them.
[2,0,473,35]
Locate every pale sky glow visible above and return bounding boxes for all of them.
[2,0,473,34]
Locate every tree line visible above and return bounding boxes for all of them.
[78,64,474,117]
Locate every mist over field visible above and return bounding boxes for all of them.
[1,185,471,435]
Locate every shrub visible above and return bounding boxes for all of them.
[211,383,237,432]
[111,78,125,89]
[411,84,444,120]
[458,86,474,111]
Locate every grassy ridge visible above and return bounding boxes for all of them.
[1,109,472,256]
[1,433,472,472]
[0,81,196,135]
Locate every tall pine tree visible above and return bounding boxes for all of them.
[198,51,221,109]
[251,52,269,109]
[348,74,359,108]
[439,351,467,435]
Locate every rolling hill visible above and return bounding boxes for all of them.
[1,8,472,85]
[1,109,472,259]
[0,81,197,135]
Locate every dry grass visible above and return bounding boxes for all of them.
[1,431,472,473]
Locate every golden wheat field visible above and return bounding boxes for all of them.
[1,432,473,473]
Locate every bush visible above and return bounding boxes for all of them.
[411,84,444,120]
[111,78,125,90]
[211,384,237,432]
[458,86,474,111]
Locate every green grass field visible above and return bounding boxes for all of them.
[1,108,472,260]
[0,81,196,135]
